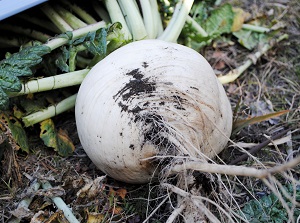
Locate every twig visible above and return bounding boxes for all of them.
[218,34,289,84]
[142,195,169,223]
[230,129,290,165]
[162,183,233,222]
[158,0,194,42]
[41,181,80,223]
[166,203,186,223]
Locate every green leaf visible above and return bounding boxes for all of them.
[0,88,9,109]
[55,46,70,72]
[0,45,51,74]
[57,31,73,42]
[233,29,269,50]
[190,1,210,26]
[40,119,75,157]
[181,4,234,51]
[205,4,234,37]
[84,28,107,57]
[0,45,51,110]
[107,22,130,54]
[0,70,22,92]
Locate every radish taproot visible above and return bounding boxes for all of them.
[75,39,232,184]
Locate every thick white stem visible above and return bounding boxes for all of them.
[139,0,155,39]
[8,69,89,97]
[45,21,106,50]
[53,5,87,29]
[104,0,132,40]
[186,16,208,37]
[118,0,148,40]
[158,0,194,42]
[150,0,164,36]
[62,1,97,24]
[8,180,41,223]
[41,3,73,32]
[42,181,80,223]
[22,94,77,126]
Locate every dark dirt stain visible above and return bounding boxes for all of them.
[129,144,135,150]
[190,86,199,90]
[113,68,156,114]
[142,62,149,68]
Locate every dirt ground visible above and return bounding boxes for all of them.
[0,0,299,222]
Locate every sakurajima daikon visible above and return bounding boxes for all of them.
[75,39,232,184]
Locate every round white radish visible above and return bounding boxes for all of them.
[75,39,232,183]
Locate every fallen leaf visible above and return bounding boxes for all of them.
[116,188,127,200]
[233,110,289,134]
[10,206,33,219]
[76,176,106,200]
[40,119,75,157]
[111,206,123,215]
[0,113,29,152]
[232,7,251,32]
[86,212,105,223]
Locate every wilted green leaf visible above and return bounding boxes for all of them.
[84,28,107,57]
[55,46,70,72]
[57,31,73,42]
[181,4,234,51]
[205,4,234,37]
[233,29,269,50]
[107,22,129,54]
[40,119,74,157]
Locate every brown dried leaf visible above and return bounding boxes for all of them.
[116,188,127,200]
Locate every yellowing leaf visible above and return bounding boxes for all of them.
[40,119,75,156]
[233,110,289,134]
[231,7,251,32]
[86,212,105,223]
[0,113,29,152]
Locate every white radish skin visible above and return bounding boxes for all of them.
[75,39,232,183]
